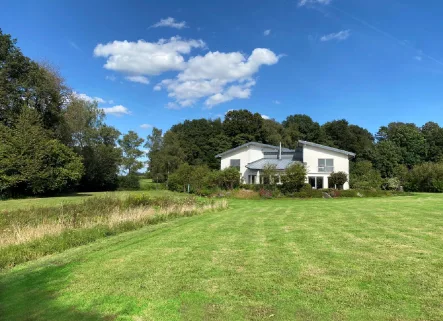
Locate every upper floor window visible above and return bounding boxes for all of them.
[318,159,334,172]
[230,159,241,171]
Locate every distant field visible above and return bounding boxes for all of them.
[0,190,177,211]
[2,194,443,320]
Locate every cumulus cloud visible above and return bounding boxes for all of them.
[73,92,106,104]
[156,48,280,107]
[126,75,150,84]
[105,75,116,81]
[140,124,153,129]
[261,114,270,120]
[151,17,187,29]
[264,29,271,36]
[101,105,131,116]
[94,37,280,108]
[298,0,331,6]
[93,37,205,75]
[321,30,351,42]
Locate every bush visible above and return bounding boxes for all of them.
[281,163,307,194]
[118,174,140,190]
[350,161,383,190]
[405,162,443,192]
[329,172,348,189]
[259,189,273,199]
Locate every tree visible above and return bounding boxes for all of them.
[282,114,325,147]
[262,164,278,185]
[0,107,83,197]
[64,97,121,191]
[422,122,443,162]
[376,122,426,167]
[373,140,402,178]
[223,110,264,147]
[350,161,383,190]
[118,131,144,175]
[281,163,307,193]
[329,172,348,189]
[0,29,69,133]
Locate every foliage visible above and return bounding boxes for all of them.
[329,171,348,189]
[223,109,264,147]
[350,161,383,190]
[382,177,401,191]
[118,174,141,190]
[281,163,307,194]
[404,162,443,192]
[118,131,144,175]
[261,163,278,185]
[0,108,83,197]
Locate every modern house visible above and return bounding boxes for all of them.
[216,141,356,190]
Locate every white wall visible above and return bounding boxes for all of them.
[303,145,351,190]
[220,145,265,183]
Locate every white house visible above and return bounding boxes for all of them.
[216,141,356,190]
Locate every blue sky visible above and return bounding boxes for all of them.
[2,0,443,137]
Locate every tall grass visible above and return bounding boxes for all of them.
[0,194,227,269]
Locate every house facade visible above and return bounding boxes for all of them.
[216,141,356,190]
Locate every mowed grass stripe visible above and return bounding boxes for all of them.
[2,195,443,320]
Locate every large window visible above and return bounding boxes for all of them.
[230,159,240,171]
[318,159,334,172]
[308,176,324,189]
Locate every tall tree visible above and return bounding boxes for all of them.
[282,114,326,147]
[376,122,426,167]
[64,97,121,191]
[0,29,68,133]
[118,131,144,175]
[223,110,264,147]
[422,122,443,162]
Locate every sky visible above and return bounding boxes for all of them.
[2,0,443,137]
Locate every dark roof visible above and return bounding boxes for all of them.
[298,140,356,157]
[246,158,302,170]
[215,142,294,158]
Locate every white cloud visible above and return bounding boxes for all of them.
[151,17,187,29]
[125,75,150,85]
[261,114,270,120]
[298,0,331,6]
[94,37,205,75]
[101,105,131,116]
[156,48,280,108]
[264,29,271,36]
[320,30,351,42]
[140,124,153,129]
[273,100,281,105]
[106,75,116,81]
[73,92,106,104]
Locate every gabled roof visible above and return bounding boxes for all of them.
[246,158,302,170]
[298,140,356,157]
[215,142,294,158]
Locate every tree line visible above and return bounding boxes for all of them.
[147,108,443,191]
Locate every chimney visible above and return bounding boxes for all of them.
[278,142,282,160]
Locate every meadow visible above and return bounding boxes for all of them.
[1,193,443,320]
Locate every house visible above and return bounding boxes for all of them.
[216,141,356,190]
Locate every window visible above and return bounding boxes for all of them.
[309,176,324,189]
[318,159,334,172]
[230,159,240,171]
[248,175,256,184]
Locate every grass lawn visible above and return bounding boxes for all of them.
[2,194,443,320]
[0,190,178,211]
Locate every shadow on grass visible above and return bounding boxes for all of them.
[0,263,115,321]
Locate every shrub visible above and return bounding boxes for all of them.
[259,189,273,199]
[118,174,140,190]
[382,177,401,191]
[405,162,443,192]
[329,172,348,189]
[281,163,307,194]
[350,161,383,190]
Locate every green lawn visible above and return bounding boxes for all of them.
[0,190,177,211]
[2,194,443,320]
